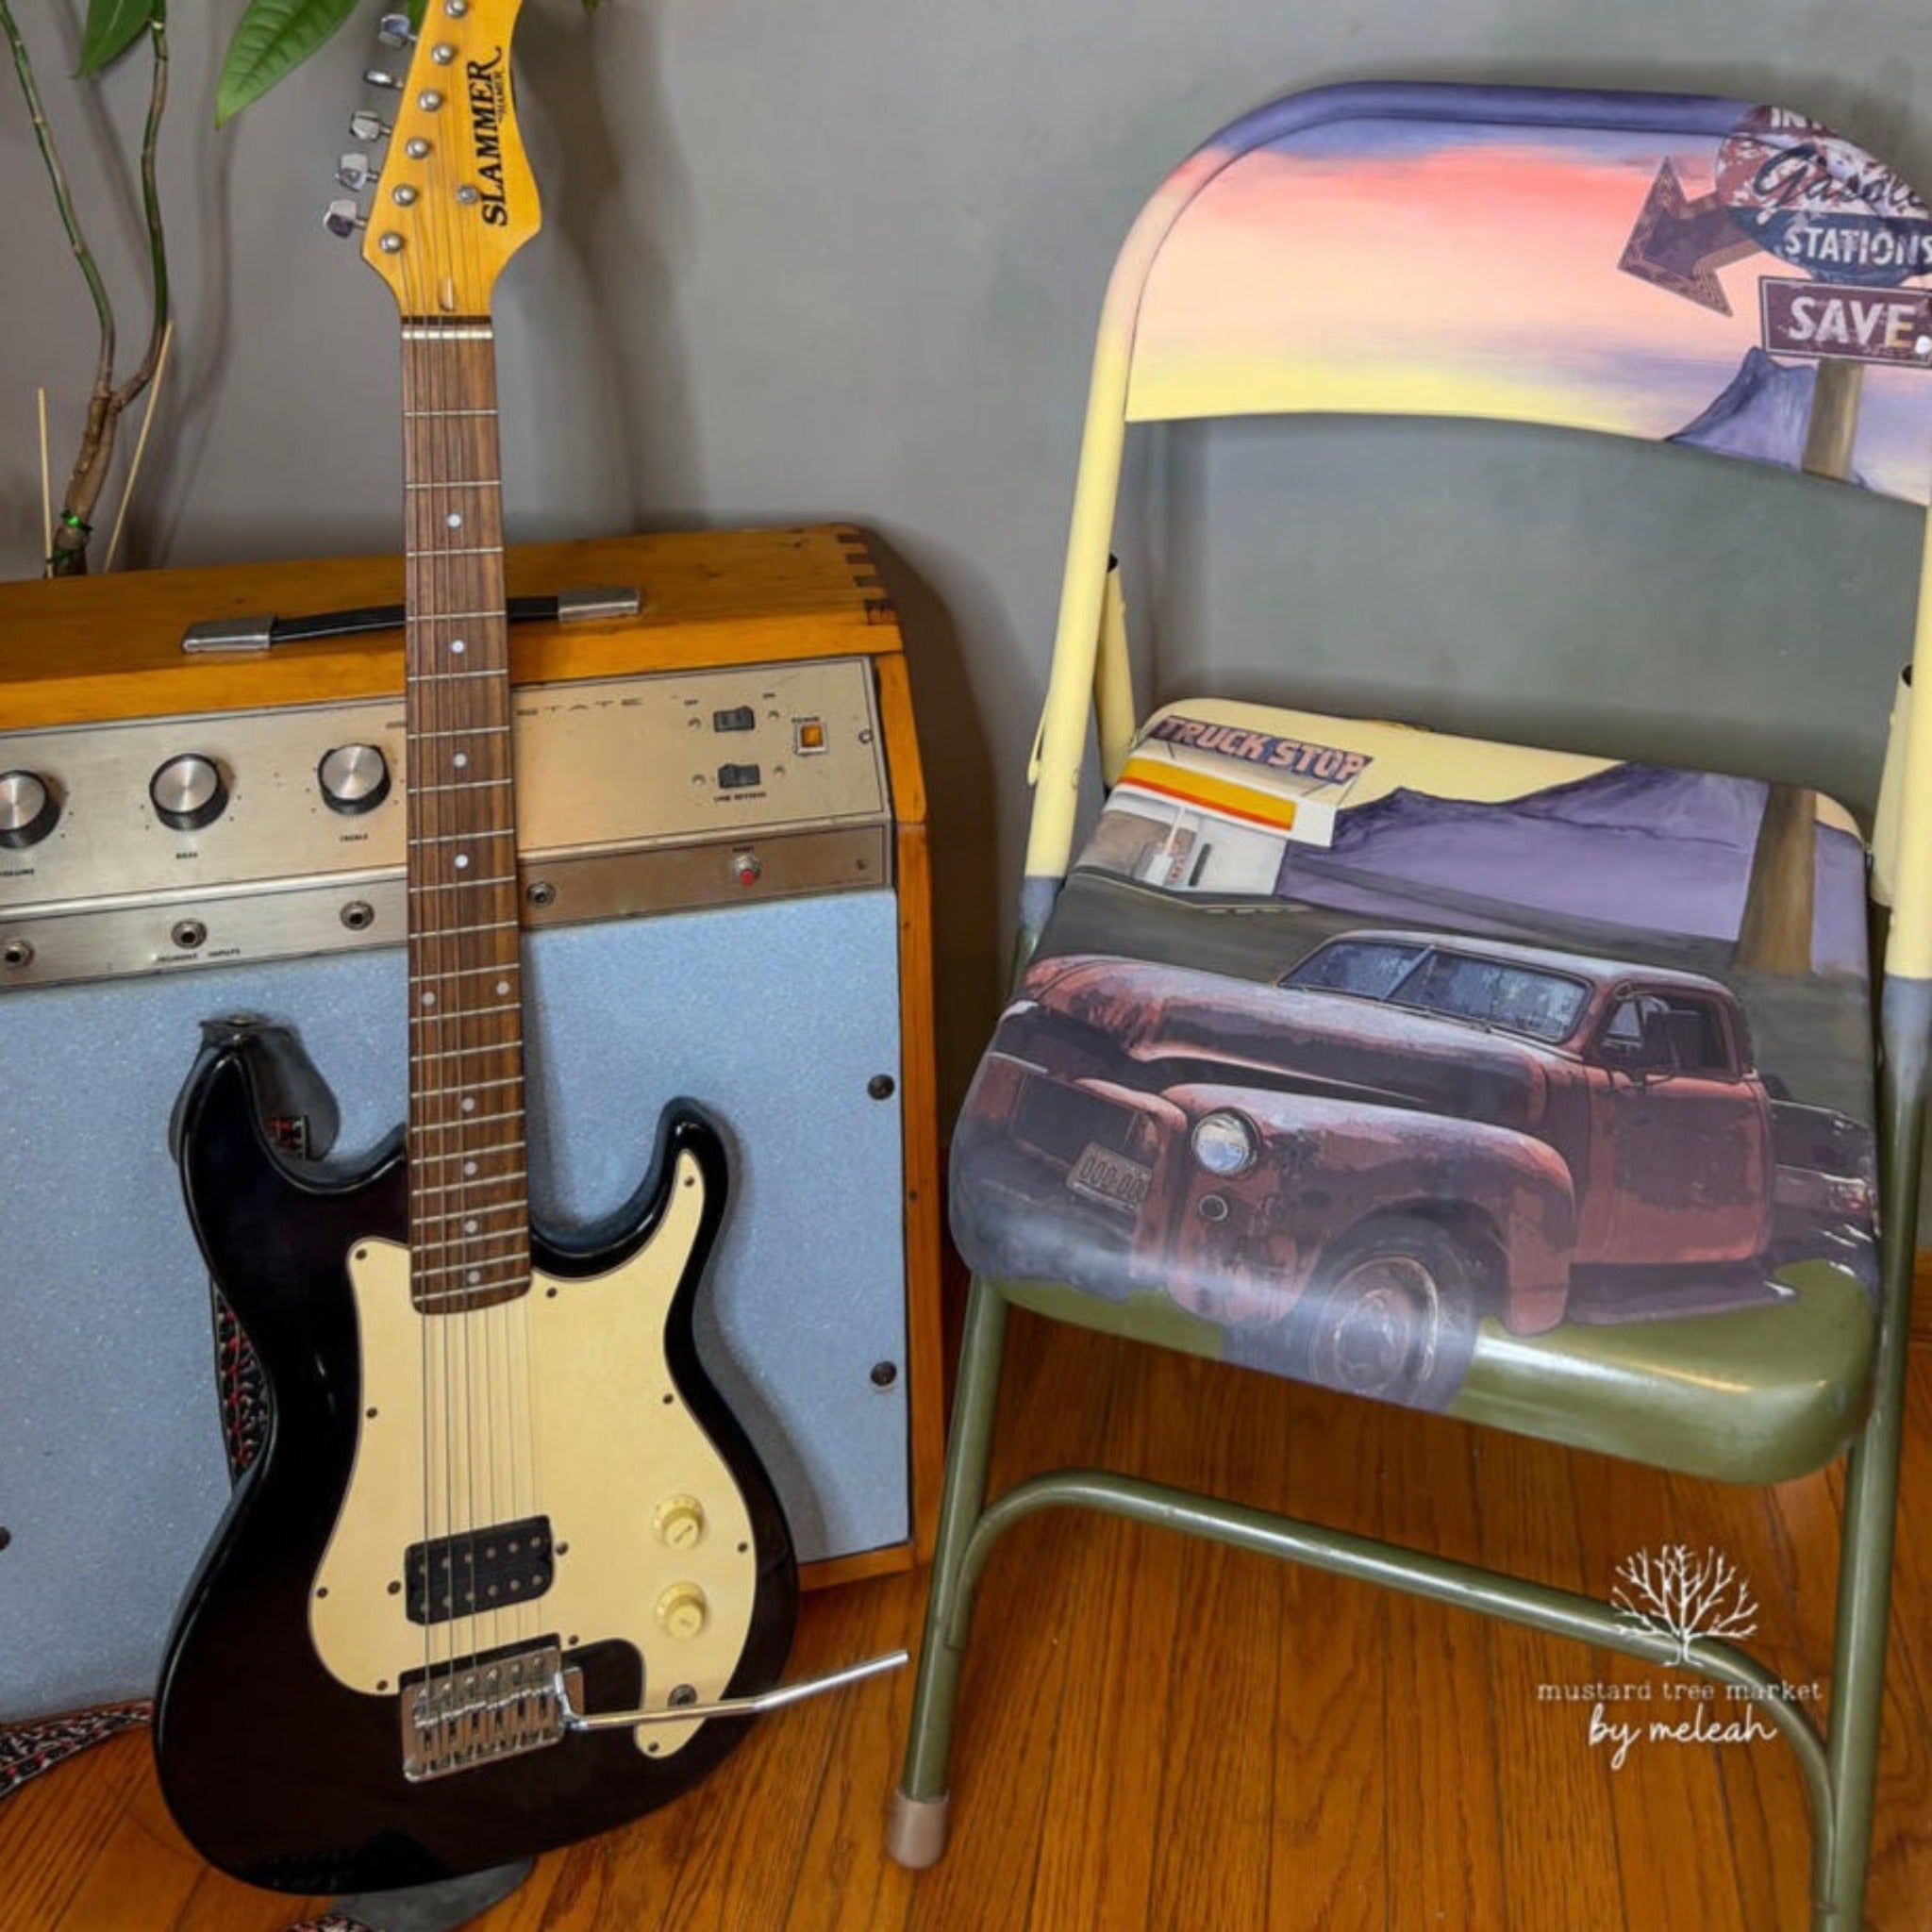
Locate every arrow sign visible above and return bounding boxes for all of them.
[1618,159,1758,313]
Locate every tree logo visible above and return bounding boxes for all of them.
[1610,1544,1759,1664]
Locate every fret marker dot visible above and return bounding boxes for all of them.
[461,1096,477,1113]
[495,980,510,996]
[454,752,469,769]
[454,853,471,870]
[463,1160,478,1177]
[464,1218,478,1234]
[450,639,466,655]
[421,991,436,1008]
[446,512,463,529]
[468,1268,482,1285]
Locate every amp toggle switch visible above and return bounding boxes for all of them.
[655,1582,709,1641]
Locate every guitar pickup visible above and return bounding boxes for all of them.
[405,1515,555,1625]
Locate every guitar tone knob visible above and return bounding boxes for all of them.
[318,743,391,816]
[655,1583,709,1641]
[150,755,228,833]
[0,771,58,850]
[653,1495,706,1551]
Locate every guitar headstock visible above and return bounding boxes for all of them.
[344,0,541,319]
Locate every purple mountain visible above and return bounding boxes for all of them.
[1274,762,1866,974]
[1666,347,1859,477]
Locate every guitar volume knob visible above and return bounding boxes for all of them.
[655,1582,709,1641]
[653,1495,706,1550]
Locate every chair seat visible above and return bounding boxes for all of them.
[952,697,1880,1482]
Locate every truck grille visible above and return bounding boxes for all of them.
[1013,1078,1141,1167]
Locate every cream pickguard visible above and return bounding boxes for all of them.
[309,1148,756,1757]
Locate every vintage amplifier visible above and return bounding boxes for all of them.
[0,525,941,1721]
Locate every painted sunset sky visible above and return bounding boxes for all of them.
[1116,94,1932,504]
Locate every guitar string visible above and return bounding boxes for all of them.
[398,91,551,1741]
[402,319,436,1717]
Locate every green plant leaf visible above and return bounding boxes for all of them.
[76,0,156,76]
[215,0,360,125]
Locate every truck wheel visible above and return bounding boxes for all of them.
[1290,1218,1481,1411]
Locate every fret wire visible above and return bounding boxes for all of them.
[413,1170,527,1199]
[413,1073,523,1100]
[410,1108,524,1133]
[408,961,521,983]
[408,827,517,844]
[411,777,514,796]
[406,478,504,490]
[411,1254,527,1285]
[408,873,519,891]
[416,1201,526,1228]
[411,724,511,741]
[402,608,508,623]
[405,923,522,950]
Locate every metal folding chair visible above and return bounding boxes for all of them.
[888,82,1932,1930]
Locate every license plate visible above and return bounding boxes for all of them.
[1067,1141,1152,1210]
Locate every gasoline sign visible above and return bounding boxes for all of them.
[1717,106,1932,289]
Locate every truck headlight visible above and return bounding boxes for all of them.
[1191,1110,1258,1177]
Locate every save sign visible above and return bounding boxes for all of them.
[1759,278,1932,367]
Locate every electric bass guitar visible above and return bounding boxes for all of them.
[155,2,801,1890]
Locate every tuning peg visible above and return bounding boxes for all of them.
[348,109,390,144]
[377,11,415,47]
[323,197,366,239]
[337,151,377,192]
[363,67,405,92]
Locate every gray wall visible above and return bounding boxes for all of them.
[5,0,1931,1113]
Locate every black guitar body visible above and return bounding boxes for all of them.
[153,1033,798,1894]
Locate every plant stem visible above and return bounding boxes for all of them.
[0,0,116,390]
[113,6,169,411]
[3,0,172,575]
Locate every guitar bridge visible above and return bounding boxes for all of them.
[399,1642,579,1782]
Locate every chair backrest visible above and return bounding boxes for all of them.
[1024,82,1932,984]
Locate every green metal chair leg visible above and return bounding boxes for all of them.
[1813,1013,1927,1931]
[887,1274,1011,1869]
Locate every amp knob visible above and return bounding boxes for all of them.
[150,755,228,833]
[0,771,58,849]
[318,743,391,816]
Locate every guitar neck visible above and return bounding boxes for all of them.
[400,321,530,1314]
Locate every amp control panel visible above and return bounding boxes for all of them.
[0,655,891,991]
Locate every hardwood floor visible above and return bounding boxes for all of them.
[8,1309,1932,1931]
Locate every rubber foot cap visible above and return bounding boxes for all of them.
[886,1789,950,1869]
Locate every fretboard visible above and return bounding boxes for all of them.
[400,323,528,1315]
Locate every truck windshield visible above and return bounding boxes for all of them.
[1286,940,1589,1043]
